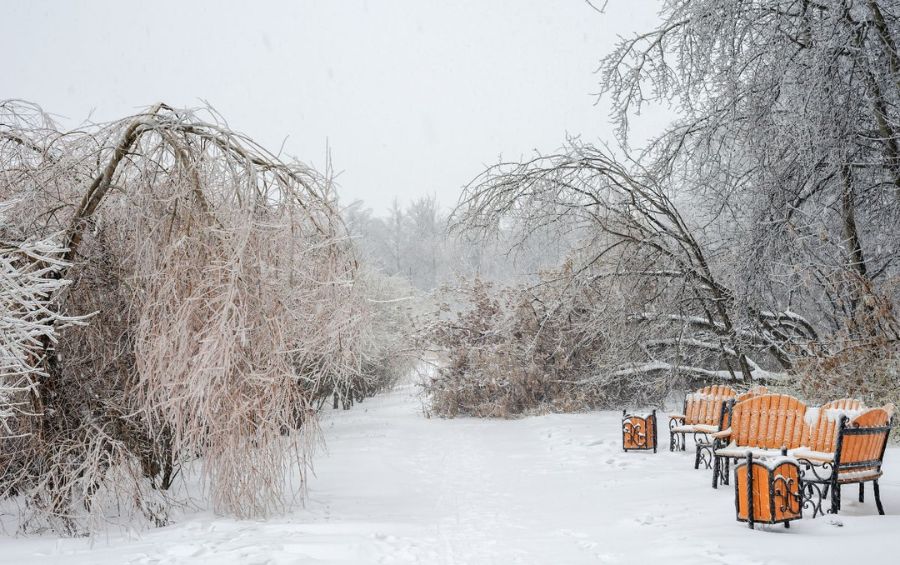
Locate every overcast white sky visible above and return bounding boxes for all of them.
[3,0,666,214]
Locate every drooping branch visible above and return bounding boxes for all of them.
[0,100,375,533]
[64,104,164,264]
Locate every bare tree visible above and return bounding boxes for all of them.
[453,143,810,388]
[600,0,900,329]
[444,1,900,404]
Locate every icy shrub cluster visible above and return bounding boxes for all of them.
[423,277,668,418]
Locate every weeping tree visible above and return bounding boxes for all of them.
[0,100,387,533]
[440,0,900,411]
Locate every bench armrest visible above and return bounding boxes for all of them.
[711,428,732,440]
[669,414,686,422]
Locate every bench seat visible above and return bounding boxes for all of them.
[713,444,799,460]
[791,448,835,463]
[837,468,883,483]
[670,423,719,435]
[715,444,838,463]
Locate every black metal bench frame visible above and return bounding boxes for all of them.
[797,415,892,517]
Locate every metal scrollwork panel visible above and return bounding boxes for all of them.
[797,459,834,519]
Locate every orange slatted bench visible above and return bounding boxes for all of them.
[693,386,768,470]
[797,405,893,516]
[668,385,736,452]
[710,394,808,488]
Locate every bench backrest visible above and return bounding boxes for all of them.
[835,406,893,470]
[684,385,737,426]
[730,394,807,450]
[804,398,866,453]
[722,386,769,429]
[735,386,768,403]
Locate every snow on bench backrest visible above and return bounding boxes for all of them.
[731,394,807,450]
[735,386,768,403]
[804,398,865,453]
[685,385,737,426]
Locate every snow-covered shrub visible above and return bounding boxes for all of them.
[423,273,670,418]
[795,285,900,420]
[1,203,82,478]
[0,100,384,534]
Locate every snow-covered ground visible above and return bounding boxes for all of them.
[4,382,900,564]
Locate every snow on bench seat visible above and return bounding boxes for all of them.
[670,423,719,434]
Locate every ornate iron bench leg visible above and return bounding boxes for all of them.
[830,483,841,514]
[874,480,885,515]
[668,423,686,452]
[712,454,720,489]
[859,483,864,503]
[695,440,713,470]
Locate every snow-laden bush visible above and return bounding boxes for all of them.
[1,202,83,462]
[423,274,673,418]
[796,287,900,419]
[0,100,392,534]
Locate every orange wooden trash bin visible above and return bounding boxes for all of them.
[734,451,802,529]
[622,409,657,453]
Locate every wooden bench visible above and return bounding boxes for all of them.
[711,395,893,514]
[693,386,768,469]
[796,405,893,516]
[711,396,865,486]
[710,394,808,488]
[668,385,736,452]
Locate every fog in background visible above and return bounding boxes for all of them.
[3,0,666,215]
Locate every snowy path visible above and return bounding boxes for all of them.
[5,382,900,564]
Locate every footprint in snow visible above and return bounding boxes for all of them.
[129,556,161,565]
